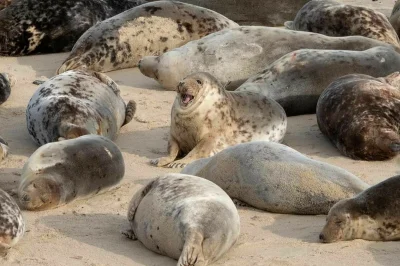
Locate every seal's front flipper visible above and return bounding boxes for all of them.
[178,231,207,266]
[121,229,137,241]
[123,100,137,126]
[150,136,180,167]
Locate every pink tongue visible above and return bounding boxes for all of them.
[183,95,192,104]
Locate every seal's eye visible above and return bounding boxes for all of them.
[335,220,343,225]
[196,79,202,85]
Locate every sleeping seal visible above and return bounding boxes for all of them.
[124,173,240,266]
[182,141,369,215]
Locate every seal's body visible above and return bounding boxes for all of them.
[26,70,136,146]
[124,173,240,266]
[57,1,238,73]
[18,135,125,211]
[151,72,287,168]
[317,73,400,161]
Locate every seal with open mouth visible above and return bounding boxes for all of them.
[150,72,287,168]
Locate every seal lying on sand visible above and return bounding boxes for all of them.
[26,70,136,146]
[285,0,400,47]
[57,1,238,74]
[237,46,400,116]
[0,73,14,105]
[0,0,150,55]
[0,136,9,162]
[390,0,400,37]
[138,26,398,91]
[0,188,25,249]
[150,72,287,168]
[181,141,369,215]
[320,174,400,243]
[18,135,125,211]
[317,73,400,161]
[123,173,240,266]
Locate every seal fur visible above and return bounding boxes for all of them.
[26,70,136,146]
[182,141,369,215]
[316,73,400,161]
[18,135,125,211]
[151,72,287,168]
[320,174,400,243]
[285,0,400,47]
[57,0,238,73]
[0,136,9,162]
[124,173,240,266]
[0,73,14,105]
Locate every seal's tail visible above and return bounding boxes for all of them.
[123,100,137,126]
[284,21,294,29]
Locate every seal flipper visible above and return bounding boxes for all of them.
[59,123,90,140]
[150,135,180,167]
[123,180,156,240]
[284,21,294,29]
[178,230,207,266]
[123,100,137,126]
[93,72,120,95]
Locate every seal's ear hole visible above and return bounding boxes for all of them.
[196,79,202,85]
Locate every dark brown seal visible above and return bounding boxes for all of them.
[316,73,400,161]
[320,174,400,243]
[286,0,400,47]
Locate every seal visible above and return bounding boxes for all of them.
[0,73,14,105]
[181,141,369,215]
[57,1,238,74]
[0,136,9,162]
[0,0,150,55]
[285,0,400,47]
[237,46,400,116]
[0,188,25,249]
[18,135,125,211]
[320,174,400,243]
[123,173,240,266]
[317,73,400,161]
[150,72,287,168]
[0,0,12,10]
[26,70,136,146]
[138,26,398,91]
[390,0,400,37]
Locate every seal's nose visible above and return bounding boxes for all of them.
[319,233,325,242]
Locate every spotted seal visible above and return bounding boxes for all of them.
[237,46,400,116]
[123,173,240,266]
[57,1,238,74]
[18,135,125,211]
[138,26,398,91]
[320,174,400,243]
[317,73,400,161]
[0,73,14,105]
[26,70,136,146]
[0,136,9,162]
[150,72,287,168]
[285,0,400,47]
[0,0,150,55]
[390,0,400,37]
[181,141,369,215]
[0,188,25,249]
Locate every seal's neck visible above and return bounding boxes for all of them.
[346,215,382,241]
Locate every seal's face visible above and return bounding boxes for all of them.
[19,178,61,211]
[319,200,352,243]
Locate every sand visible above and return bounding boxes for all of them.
[0,1,400,265]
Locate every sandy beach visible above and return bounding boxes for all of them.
[1,0,400,265]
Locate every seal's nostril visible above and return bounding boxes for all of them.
[319,233,324,241]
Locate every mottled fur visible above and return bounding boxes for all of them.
[124,174,240,266]
[26,70,136,146]
[237,46,400,116]
[0,188,25,248]
[317,73,400,161]
[0,0,150,55]
[320,174,400,243]
[18,135,125,211]
[0,136,9,162]
[286,0,400,47]
[0,73,14,105]
[151,72,287,168]
[182,141,369,215]
[139,26,398,91]
[57,1,238,73]
[390,0,400,38]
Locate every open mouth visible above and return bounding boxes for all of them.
[180,93,194,106]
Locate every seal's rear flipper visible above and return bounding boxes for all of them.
[123,100,137,126]
[284,21,294,29]
[60,123,90,140]
[391,143,400,152]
